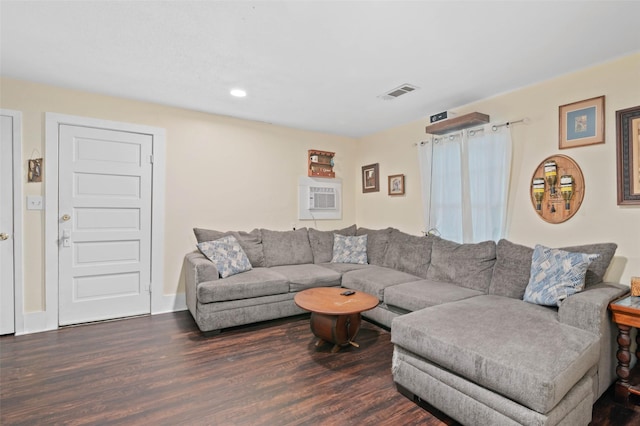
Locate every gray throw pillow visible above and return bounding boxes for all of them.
[383,229,436,278]
[427,238,497,292]
[261,228,314,267]
[308,225,357,263]
[356,227,394,266]
[193,228,265,267]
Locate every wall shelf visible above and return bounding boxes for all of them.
[308,149,335,178]
[425,112,490,135]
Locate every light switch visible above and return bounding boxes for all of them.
[27,195,44,210]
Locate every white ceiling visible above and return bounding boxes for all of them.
[1,1,639,137]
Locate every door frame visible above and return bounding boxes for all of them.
[0,109,23,334]
[45,113,166,331]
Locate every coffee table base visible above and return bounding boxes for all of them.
[309,312,362,353]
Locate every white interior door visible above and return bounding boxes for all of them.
[0,114,15,334]
[58,124,152,325]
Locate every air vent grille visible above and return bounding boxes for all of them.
[378,84,419,100]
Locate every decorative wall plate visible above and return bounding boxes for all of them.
[530,155,584,224]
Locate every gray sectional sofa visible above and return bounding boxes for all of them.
[183,225,627,426]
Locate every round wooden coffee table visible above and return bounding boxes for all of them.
[294,287,379,353]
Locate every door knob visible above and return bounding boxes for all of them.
[0,233,8,241]
[61,214,71,221]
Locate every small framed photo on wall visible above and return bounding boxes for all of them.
[559,95,605,149]
[28,158,43,183]
[388,174,405,196]
[362,163,379,193]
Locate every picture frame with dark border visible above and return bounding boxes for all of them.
[362,163,379,193]
[388,174,405,196]
[616,105,640,205]
[559,95,605,149]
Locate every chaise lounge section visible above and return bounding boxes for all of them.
[183,225,626,425]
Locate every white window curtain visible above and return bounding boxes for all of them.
[418,124,512,243]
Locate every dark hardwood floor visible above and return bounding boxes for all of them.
[1,311,639,425]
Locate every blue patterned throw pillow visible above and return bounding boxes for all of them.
[523,245,599,307]
[331,234,368,264]
[197,235,252,278]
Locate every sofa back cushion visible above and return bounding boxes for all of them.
[383,229,436,278]
[488,239,533,299]
[193,228,265,267]
[489,240,618,299]
[308,225,357,263]
[427,238,496,292]
[261,228,314,267]
[560,243,617,286]
[356,227,394,266]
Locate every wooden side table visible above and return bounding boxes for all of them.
[609,294,640,403]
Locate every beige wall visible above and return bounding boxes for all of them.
[2,53,639,316]
[356,53,640,285]
[0,78,358,312]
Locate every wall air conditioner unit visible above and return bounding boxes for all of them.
[298,177,341,220]
[309,186,336,210]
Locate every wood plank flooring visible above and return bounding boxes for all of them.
[1,311,639,425]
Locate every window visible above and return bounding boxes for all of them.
[418,125,512,243]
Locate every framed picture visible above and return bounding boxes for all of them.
[388,174,405,196]
[616,105,640,205]
[28,158,43,183]
[362,163,379,193]
[559,95,605,149]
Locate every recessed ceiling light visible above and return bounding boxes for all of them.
[230,89,247,98]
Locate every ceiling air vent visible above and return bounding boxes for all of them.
[378,84,419,100]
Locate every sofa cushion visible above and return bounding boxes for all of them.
[391,295,600,414]
[488,239,534,299]
[383,230,436,278]
[308,225,357,263]
[331,234,368,264]
[524,245,599,307]
[317,262,371,274]
[342,266,419,300]
[561,242,617,286]
[427,238,496,292]
[384,279,483,312]
[197,268,289,303]
[488,240,617,299]
[356,227,394,266]
[194,228,265,267]
[269,264,342,292]
[196,236,252,278]
[261,228,314,267]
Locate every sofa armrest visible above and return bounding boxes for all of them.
[558,282,627,335]
[184,251,219,285]
[183,251,219,316]
[559,282,628,400]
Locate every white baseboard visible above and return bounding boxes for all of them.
[152,292,187,314]
[16,311,56,336]
[14,293,187,336]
